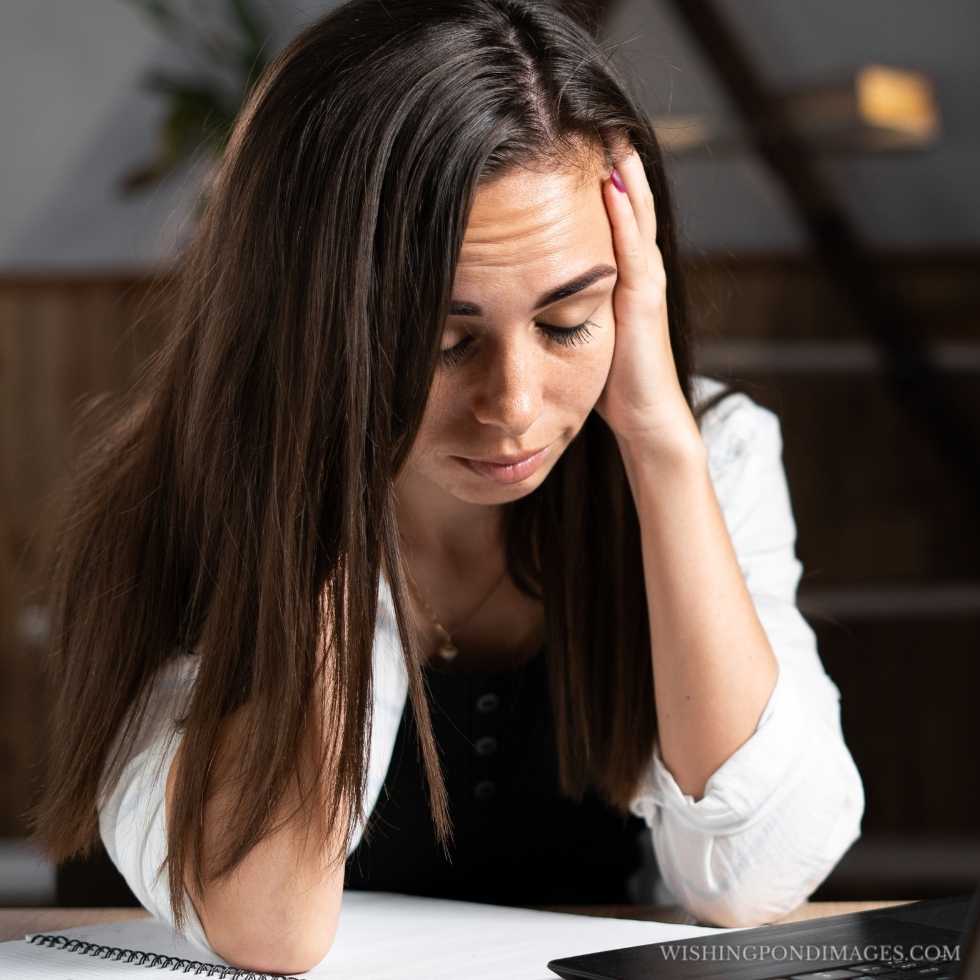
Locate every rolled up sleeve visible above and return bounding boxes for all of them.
[628,392,865,927]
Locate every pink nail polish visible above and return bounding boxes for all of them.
[610,168,626,193]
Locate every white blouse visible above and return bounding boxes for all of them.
[97,373,865,955]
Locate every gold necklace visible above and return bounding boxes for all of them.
[403,559,509,662]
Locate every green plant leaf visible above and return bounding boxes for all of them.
[139,67,226,99]
[117,0,268,197]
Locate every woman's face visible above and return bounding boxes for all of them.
[400,163,618,508]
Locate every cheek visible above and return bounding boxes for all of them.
[400,388,446,466]
[410,376,478,466]
[561,330,615,411]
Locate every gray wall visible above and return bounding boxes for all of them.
[1,0,977,264]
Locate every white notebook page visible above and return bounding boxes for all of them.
[0,890,728,979]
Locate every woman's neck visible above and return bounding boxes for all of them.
[394,469,505,573]
[391,464,544,672]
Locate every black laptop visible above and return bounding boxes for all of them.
[548,888,980,980]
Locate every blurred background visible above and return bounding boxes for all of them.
[1,0,978,908]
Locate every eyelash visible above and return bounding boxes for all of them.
[439,320,598,368]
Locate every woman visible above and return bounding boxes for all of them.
[29,0,864,973]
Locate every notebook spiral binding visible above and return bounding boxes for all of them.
[26,932,304,979]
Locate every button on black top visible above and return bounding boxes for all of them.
[473,779,496,801]
[345,647,656,905]
[475,692,500,713]
[474,735,498,756]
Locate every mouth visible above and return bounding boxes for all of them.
[468,447,548,465]
[452,443,553,485]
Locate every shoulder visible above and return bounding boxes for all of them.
[691,373,784,481]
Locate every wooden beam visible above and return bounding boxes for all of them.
[664,0,980,498]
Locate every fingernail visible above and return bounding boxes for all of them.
[610,168,626,193]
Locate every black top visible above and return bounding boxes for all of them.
[344,646,658,905]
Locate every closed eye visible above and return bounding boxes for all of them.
[439,319,598,368]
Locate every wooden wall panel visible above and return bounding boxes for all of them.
[723,374,980,583]
[0,275,172,836]
[686,251,980,342]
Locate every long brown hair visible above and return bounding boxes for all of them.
[29,0,734,930]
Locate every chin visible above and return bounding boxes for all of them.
[451,481,542,505]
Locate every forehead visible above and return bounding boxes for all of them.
[454,167,611,286]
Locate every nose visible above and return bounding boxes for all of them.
[470,334,543,437]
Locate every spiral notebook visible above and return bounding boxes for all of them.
[0,890,724,978]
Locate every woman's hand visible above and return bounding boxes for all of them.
[594,145,703,462]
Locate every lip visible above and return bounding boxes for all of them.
[471,447,547,466]
[454,443,552,485]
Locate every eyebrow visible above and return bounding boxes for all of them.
[448,263,617,316]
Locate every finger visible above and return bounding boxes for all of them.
[603,167,649,293]
[615,145,658,245]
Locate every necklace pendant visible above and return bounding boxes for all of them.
[433,623,458,661]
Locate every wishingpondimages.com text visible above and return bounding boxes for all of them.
[656,943,960,964]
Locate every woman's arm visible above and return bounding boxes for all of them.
[619,406,779,802]
[622,395,864,926]
[165,698,347,975]
[97,650,347,974]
